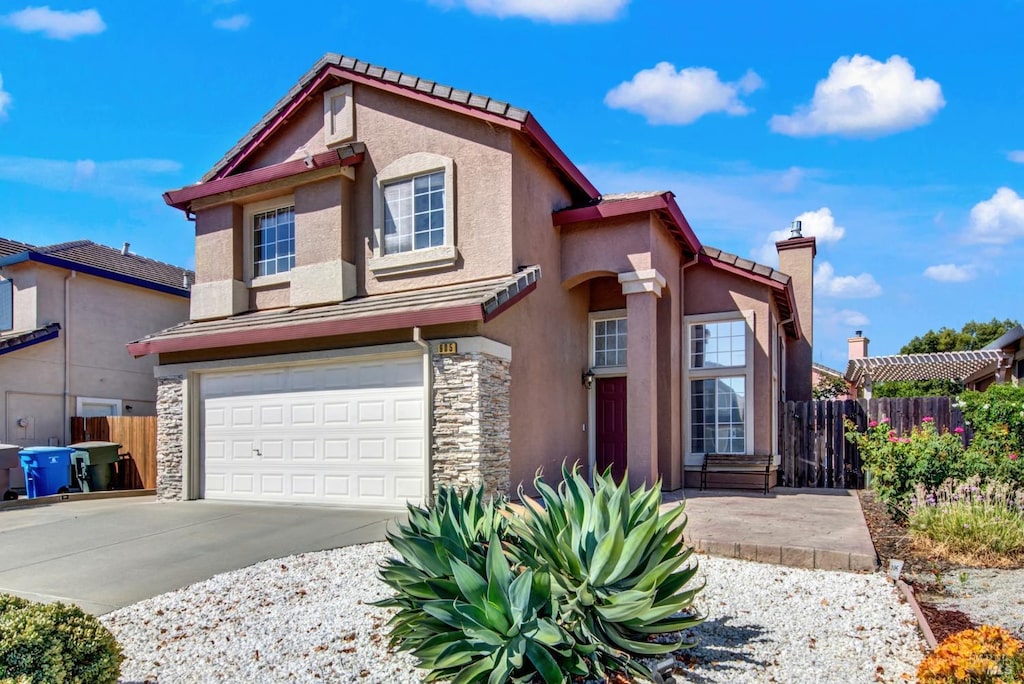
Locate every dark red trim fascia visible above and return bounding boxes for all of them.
[522,115,599,200]
[662,193,702,254]
[698,254,803,340]
[553,195,669,226]
[164,149,363,210]
[127,303,484,358]
[216,71,335,180]
[482,280,537,323]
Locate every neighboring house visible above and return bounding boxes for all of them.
[845,327,1024,397]
[129,53,815,508]
[0,238,192,447]
[812,362,855,400]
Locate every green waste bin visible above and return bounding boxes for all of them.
[69,441,122,492]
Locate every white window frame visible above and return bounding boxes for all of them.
[76,397,122,417]
[370,153,457,276]
[683,310,755,462]
[590,310,628,371]
[243,195,296,287]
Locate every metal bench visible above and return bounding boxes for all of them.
[700,454,773,495]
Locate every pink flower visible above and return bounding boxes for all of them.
[888,430,897,438]
[900,437,912,444]
[954,426,965,434]
[922,416,934,423]
[888,437,898,443]
[869,420,878,428]
[881,417,890,424]
[1011,453,1020,461]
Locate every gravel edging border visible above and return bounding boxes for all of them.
[896,579,938,649]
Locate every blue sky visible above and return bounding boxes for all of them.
[1,1,1023,367]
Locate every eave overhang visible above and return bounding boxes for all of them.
[164,143,366,213]
[552,192,702,256]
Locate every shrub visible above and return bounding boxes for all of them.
[909,476,1024,564]
[959,385,1024,451]
[0,595,123,684]
[917,625,1024,683]
[377,467,704,682]
[845,417,966,514]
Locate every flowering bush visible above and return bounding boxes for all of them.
[845,417,966,514]
[917,625,1024,683]
[910,476,1024,563]
[958,385,1024,448]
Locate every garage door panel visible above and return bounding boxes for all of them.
[201,356,425,508]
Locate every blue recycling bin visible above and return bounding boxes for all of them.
[19,447,74,498]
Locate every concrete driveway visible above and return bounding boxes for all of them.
[0,496,401,614]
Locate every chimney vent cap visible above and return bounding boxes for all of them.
[855,330,863,337]
[789,220,803,239]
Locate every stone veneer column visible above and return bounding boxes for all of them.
[431,350,511,497]
[156,375,186,501]
[618,269,666,490]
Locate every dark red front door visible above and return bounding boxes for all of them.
[596,376,627,483]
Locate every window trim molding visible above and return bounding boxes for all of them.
[683,310,755,461]
[76,396,122,417]
[370,153,457,276]
[243,194,296,287]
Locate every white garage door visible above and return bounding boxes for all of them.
[200,356,425,507]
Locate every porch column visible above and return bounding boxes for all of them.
[619,269,666,489]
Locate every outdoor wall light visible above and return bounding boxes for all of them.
[582,369,596,390]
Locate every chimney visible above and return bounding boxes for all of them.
[121,242,130,256]
[776,222,817,400]
[848,330,869,361]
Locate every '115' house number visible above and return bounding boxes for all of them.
[437,342,457,355]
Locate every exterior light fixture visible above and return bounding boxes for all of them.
[582,369,595,390]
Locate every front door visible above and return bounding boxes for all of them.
[596,376,627,482]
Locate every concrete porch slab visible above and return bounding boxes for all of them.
[663,487,877,572]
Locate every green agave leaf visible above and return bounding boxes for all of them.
[507,568,533,626]
[450,556,488,602]
[588,516,625,586]
[410,631,466,662]
[593,589,654,622]
[525,640,564,684]
[487,650,514,684]
[451,654,497,684]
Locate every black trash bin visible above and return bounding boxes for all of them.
[69,441,122,492]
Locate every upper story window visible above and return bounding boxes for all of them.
[370,152,457,276]
[690,320,746,369]
[593,317,627,368]
[253,205,295,277]
[383,171,445,254]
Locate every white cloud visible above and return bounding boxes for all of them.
[923,263,976,283]
[433,0,627,22]
[1008,150,1024,164]
[605,63,764,125]
[2,6,105,39]
[966,187,1024,244]
[213,13,250,30]
[0,73,10,119]
[754,207,846,265]
[0,156,181,199]
[770,54,944,138]
[817,307,871,328]
[814,262,882,298]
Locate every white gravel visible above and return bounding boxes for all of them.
[924,568,1024,638]
[101,544,926,684]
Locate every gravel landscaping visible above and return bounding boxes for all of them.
[101,542,926,684]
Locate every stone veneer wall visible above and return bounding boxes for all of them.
[431,351,511,496]
[156,375,185,501]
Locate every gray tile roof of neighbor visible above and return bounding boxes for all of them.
[0,238,194,296]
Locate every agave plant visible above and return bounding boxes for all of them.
[510,465,705,679]
[377,486,589,682]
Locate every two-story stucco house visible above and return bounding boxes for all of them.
[0,238,192,447]
[129,53,816,508]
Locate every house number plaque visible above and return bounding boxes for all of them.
[437,342,458,355]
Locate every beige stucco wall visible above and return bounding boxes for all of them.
[683,263,778,461]
[0,261,190,446]
[480,136,588,495]
[190,84,516,313]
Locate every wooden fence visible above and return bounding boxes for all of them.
[70,416,157,490]
[779,396,968,488]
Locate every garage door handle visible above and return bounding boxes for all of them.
[253,449,261,458]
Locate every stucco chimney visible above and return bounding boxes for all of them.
[848,330,869,360]
[776,225,816,400]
